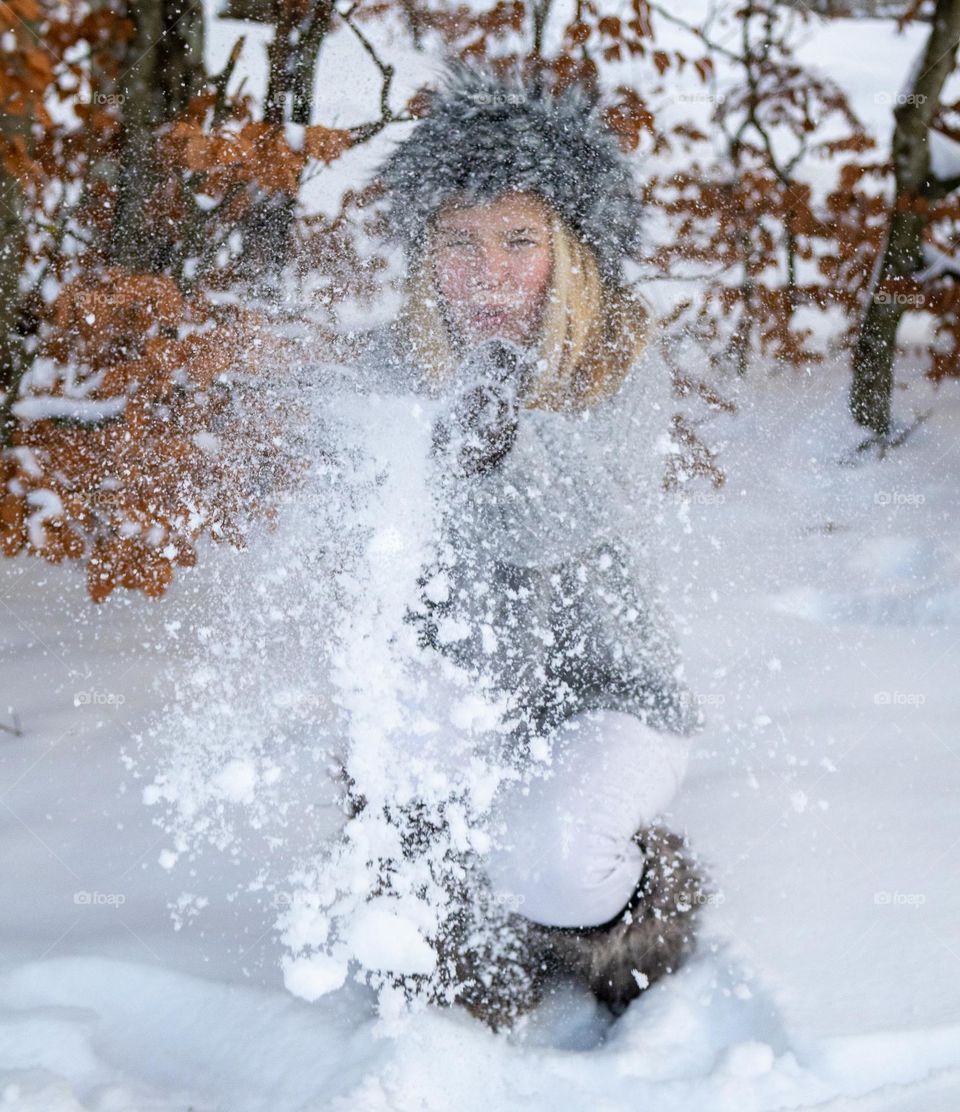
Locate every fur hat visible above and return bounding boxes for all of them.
[373,59,645,286]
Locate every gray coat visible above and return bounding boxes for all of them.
[348,321,704,762]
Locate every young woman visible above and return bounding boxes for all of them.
[346,59,708,1027]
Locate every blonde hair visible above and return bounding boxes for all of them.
[394,197,653,413]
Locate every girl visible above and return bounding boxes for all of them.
[343,59,708,1028]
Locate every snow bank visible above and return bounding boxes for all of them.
[1,950,959,1111]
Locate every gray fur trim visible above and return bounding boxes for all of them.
[543,824,708,1014]
[373,58,646,285]
[432,824,708,1028]
[349,792,553,1030]
[435,899,554,1031]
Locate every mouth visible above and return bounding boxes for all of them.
[470,306,512,328]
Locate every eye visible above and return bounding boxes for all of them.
[507,236,538,248]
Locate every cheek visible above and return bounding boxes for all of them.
[434,257,473,302]
[513,250,552,305]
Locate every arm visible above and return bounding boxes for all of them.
[440,343,674,567]
[438,344,704,737]
[547,534,705,738]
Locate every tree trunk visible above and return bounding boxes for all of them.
[109,0,206,270]
[247,1,334,282]
[264,1,333,126]
[850,0,960,439]
[0,33,34,453]
[0,156,25,447]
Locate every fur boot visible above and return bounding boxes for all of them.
[431,869,559,1031]
[539,823,708,1014]
[333,772,708,1026]
[431,824,709,1027]
[341,788,556,1031]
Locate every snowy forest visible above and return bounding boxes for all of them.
[1,0,959,1108]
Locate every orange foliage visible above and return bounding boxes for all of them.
[4,0,957,604]
[2,271,305,602]
[304,126,354,163]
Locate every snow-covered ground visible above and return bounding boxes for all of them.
[2,356,959,1110]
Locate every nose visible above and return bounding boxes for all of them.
[471,245,514,292]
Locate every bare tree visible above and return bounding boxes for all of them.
[850,0,960,446]
[0,124,26,447]
[227,0,413,282]
[109,0,207,270]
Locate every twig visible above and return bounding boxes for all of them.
[337,6,414,143]
[838,408,933,465]
[0,711,23,738]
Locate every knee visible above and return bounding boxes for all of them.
[483,710,692,927]
[485,804,645,927]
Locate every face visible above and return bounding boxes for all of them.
[430,191,553,348]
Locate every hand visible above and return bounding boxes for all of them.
[430,340,533,477]
[432,382,519,476]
